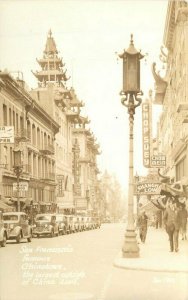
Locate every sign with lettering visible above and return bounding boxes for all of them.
[136,182,161,195]
[13,182,28,192]
[142,102,152,168]
[0,126,14,143]
[150,154,166,167]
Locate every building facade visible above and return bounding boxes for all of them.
[153,0,188,198]
[0,72,59,214]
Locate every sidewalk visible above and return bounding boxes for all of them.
[114,227,188,273]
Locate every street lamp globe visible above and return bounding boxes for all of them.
[119,34,144,95]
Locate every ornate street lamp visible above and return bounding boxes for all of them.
[119,34,144,258]
[13,147,23,212]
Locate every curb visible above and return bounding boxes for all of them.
[113,251,188,273]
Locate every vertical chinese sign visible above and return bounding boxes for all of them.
[142,100,152,168]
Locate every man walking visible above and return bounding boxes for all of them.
[138,210,148,243]
[163,200,181,252]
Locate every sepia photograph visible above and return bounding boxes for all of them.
[0,0,188,299]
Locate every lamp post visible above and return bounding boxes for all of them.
[119,34,144,258]
[134,172,140,218]
[13,147,23,212]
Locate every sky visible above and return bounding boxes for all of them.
[0,0,168,191]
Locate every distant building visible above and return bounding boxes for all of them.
[0,72,59,213]
[30,30,101,215]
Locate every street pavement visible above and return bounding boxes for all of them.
[0,223,188,300]
[114,226,188,273]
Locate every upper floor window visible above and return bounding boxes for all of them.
[3,104,7,126]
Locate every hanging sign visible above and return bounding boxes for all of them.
[150,154,166,167]
[136,182,161,195]
[13,182,28,192]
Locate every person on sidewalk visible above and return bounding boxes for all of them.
[137,210,148,243]
[163,200,181,252]
[179,204,187,240]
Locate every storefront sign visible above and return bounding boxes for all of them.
[142,102,152,168]
[136,182,161,195]
[0,126,14,143]
[150,154,166,167]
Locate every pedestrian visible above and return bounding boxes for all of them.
[163,200,181,252]
[137,210,148,243]
[179,204,187,240]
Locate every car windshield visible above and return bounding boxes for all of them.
[36,215,51,222]
[3,215,19,221]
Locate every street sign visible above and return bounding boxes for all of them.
[13,182,28,192]
[150,154,166,167]
[0,126,14,143]
[135,182,161,195]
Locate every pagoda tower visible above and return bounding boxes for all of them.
[32,29,69,87]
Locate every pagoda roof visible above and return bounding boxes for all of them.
[151,62,167,105]
[44,29,58,54]
[36,57,64,67]
[69,87,84,107]
[31,70,68,81]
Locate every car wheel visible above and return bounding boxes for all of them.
[27,231,32,242]
[50,230,54,238]
[1,233,7,247]
[16,233,21,243]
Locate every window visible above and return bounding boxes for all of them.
[10,147,13,169]
[32,124,36,145]
[16,113,19,133]
[3,104,7,125]
[9,108,12,125]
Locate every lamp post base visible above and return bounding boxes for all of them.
[122,229,139,258]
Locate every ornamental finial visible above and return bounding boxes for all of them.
[130,34,134,45]
[48,29,52,38]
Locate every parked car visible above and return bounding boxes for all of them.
[65,215,74,234]
[93,217,101,229]
[77,216,85,231]
[3,212,32,243]
[55,214,67,235]
[73,216,81,232]
[84,216,92,230]
[0,211,7,247]
[33,214,59,238]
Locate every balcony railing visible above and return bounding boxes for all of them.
[40,143,55,155]
[15,128,31,141]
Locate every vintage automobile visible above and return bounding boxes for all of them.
[55,214,67,235]
[83,216,92,230]
[0,211,8,247]
[3,212,32,243]
[93,217,101,229]
[65,215,75,234]
[77,216,85,231]
[33,214,59,238]
[73,216,81,232]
